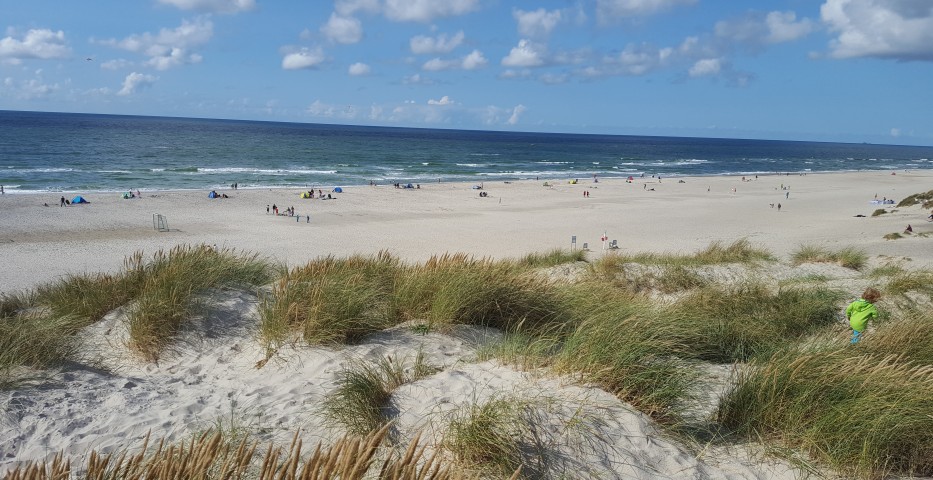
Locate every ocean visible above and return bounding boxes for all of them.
[1,110,931,193]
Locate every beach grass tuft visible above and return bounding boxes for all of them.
[126,245,272,360]
[718,346,933,478]
[665,283,843,363]
[895,189,933,209]
[791,245,867,270]
[518,248,587,268]
[4,424,488,480]
[884,269,933,296]
[871,208,887,217]
[321,352,439,435]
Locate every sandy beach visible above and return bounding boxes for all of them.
[2,170,932,479]
[2,170,931,295]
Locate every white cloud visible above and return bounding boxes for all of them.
[1,75,61,100]
[384,0,479,22]
[306,100,357,119]
[118,72,157,96]
[821,0,933,60]
[0,29,71,62]
[337,0,478,21]
[715,11,815,47]
[321,13,363,44]
[514,8,563,38]
[890,128,901,137]
[101,58,132,70]
[689,58,722,77]
[409,31,464,54]
[98,18,212,70]
[501,39,546,67]
[156,0,254,14]
[348,62,371,75]
[402,73,433,84]
[461,49,487,70]
[508,104,526,125]
[422,49,486,71]
[282,47,325,70]
[596,0,697,23]
[427,95,453,105]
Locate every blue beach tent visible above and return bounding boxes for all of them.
[208,190,218,198]
[71,195,88,204]
[333,187,343,193]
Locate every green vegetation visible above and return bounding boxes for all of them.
[665,284,843,363]
[125,246,272,360]
[791,244,868,270]
[321,353,439,435]
[896,189,933,209]
[885,269,933,296]
[518,248,587,268]
[883,232,903,240]
[871,208,887,217]
[718,346,933,478]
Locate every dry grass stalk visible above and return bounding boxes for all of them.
[2,424,507,480]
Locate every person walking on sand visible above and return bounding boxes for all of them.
[777,203,781,211]
[60,196,65,207]
[846,288,880,344]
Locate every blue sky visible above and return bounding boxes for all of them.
[2,0,932,145]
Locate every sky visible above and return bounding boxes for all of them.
[2,0,933,145]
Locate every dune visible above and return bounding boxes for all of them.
[1,170,932,478]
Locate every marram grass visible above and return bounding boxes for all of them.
[321,353,439,435]
[791,244,867,270]
[4,424,502,480]
[664,283,844,363]
[718,347,933,478]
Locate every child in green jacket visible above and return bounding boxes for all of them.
[846,287,880,344]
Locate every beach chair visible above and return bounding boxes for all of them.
[582,242,589,251]
[608,239,619,249]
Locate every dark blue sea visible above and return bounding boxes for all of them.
[1,110,931,193]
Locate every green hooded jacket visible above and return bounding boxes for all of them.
[846,298,878,332]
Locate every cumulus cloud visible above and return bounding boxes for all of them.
[1,74,61,100]
[0,29,71,63]
[596,0,697,23]
[281,47,325,69]
[384,0,479,22]
[821,0,933,60]
[336,0,478,22]
[348,62,371,75]
[409,31,464,54]
[156,0,255,14]
[715,11,815,47]
[321,13,363,44]
[306,100,357,119]
[688,58,723,77]
[427,95,453,105]
[422,49,487,71]
[514,8,563,37]
[101,58,132,70]
[501,39,546,67]
[507,104,526,125]
[97,17,212,70]
[402,73,433,84]
[118,72,157,95]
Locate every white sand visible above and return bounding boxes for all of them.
[1,170,932,478]
[1,170,931,294]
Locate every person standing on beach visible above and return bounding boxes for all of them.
[846,288,880,344]
[60,196,65,207]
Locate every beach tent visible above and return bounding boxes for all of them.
[333,187,343,193]
[300,192,311,198]
[208,191,218,199]
[72,196,88,204]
